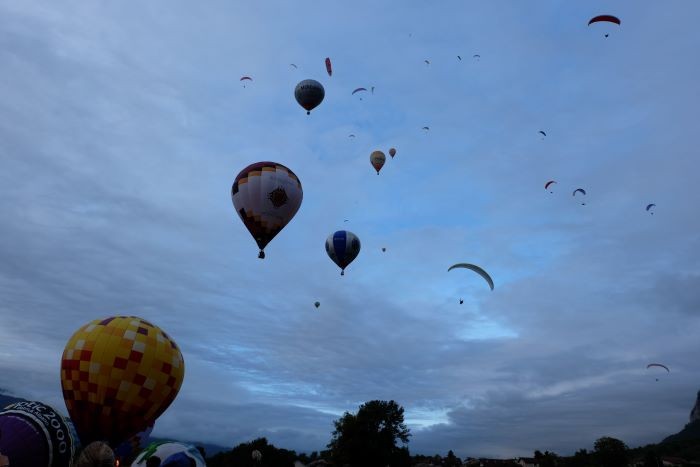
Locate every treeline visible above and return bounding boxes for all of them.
[205,400,700,467]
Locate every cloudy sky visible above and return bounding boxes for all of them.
[1,0,700,459]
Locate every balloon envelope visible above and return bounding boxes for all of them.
[231,162,303,258]
[326,231,361,275]
[132,441,206,467]
[389,148,396,158]
[0,401,80,467]
[61,316,185,447]
[294,79,325,114]
[370,151,386,174]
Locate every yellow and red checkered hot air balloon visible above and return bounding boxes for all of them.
[60,316,185,447]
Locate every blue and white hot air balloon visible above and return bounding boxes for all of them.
[325,231,361,275]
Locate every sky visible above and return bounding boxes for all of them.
[1,0,700,460]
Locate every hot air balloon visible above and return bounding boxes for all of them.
[389,148,396,158]
[370,151,386,174]
[573,188,587,205]
[448,263,494,291]
[0,401,80,467]
[545,180,557,193]
[382,247,386,252]
[294,79,325,115]
[252,449,262,462]
[114,423,154,465]
[132,441,206,467]
[646,203,656,214]
[314,301,320,309]
[326,231,361,275]
[61,316,185,447]
[231,162,303,259]
[325,57,332,76]
[74,442,115,467]
[588,15,620,37]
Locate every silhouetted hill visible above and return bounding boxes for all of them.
[664,420,700,444]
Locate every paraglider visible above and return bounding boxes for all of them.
[294,79,325,115]
[588,15,620,37]
[646,203,656,214]
[252,449,262,462]
[539,130,547,138]
[389,147,397,158]
[132,441,206,467]
[424,60,430,65]
[545,180,557,193]
[352,87,367,100]
[422,126,430,131]
[473,54,480,59]
[314,301,320,309]
[573,188,587,205]
[370,150,386,174]
[240,76,252,88]
[349,134,356,138]
[371,86,375,94]
[647,363,670,382]
[0,400,81,467]
[290,63,298,69]
[232,162,303,259]
[448,263,494,291]
[326,230,361,275]
[325,57,332,76]
[457,55,462,60]
[61,316,185,447]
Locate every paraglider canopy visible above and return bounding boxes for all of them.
[240,76,252,81]
[539,130,547,137]
[448,263,494,291]
[573,188,586,196]
[588,15,621,26]
[352,87,367,95]
[422,126,430,131]
[545,180,557,193]
[646,203,656,214]
[647,363,669,372]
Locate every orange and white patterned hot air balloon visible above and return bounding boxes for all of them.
[231,162,303,258]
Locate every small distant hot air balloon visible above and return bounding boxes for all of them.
[0,401,81,467]
[232,162,303,259]
[325,57,332,76]
[294,79,325,115]
[326,231,361,275]
[370,151,386,174]
[382,247,386,252]
[61,316,185,447]
[459,299,464,304]
[389,147,397,158]
[314,301,320,308]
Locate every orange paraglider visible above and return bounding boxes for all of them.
[61,316,185,447]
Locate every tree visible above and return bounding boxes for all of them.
[594,436,629,467]
[328,400,411,467]
[445,449,461,466]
